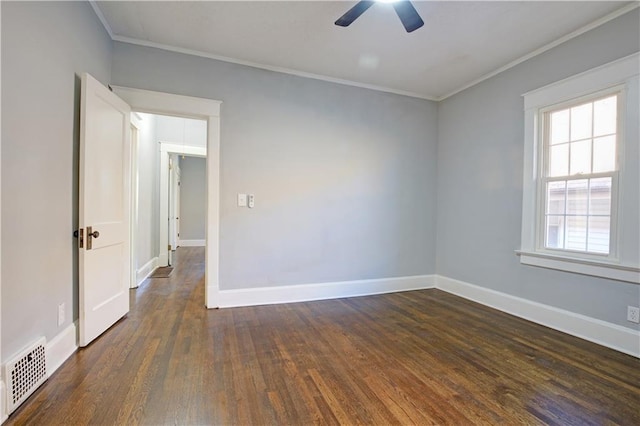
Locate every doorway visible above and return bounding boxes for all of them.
[159,142,206,267]
[131,112,207,271]
[169,155,207,255]
[113,86,221,309]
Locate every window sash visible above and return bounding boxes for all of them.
[536,89,622,259]
[541,90,622,178]
[539,174,618,257]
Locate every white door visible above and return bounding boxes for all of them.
[168,157,175,265]
[174,160,181,247]
[78,73,131,347]
[168,155,181,264]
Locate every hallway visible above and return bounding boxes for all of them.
[6,247,640,425]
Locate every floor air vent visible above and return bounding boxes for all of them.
[5,337,48,414]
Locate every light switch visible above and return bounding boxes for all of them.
[237,193,247,207]
[248,194,255,208]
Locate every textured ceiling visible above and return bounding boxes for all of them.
[94,1,634,100]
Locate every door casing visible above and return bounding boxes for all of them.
[112,86,221,308]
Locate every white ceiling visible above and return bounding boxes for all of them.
[93,1,634,100]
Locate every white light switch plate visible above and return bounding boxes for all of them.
[238,193,247,207]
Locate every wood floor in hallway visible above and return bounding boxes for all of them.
[6,247,640,425]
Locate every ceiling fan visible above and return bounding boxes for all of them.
[335,0,424,33]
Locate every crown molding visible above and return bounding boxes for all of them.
[110,34,436,101]
[88,0,115,39]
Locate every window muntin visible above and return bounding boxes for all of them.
[540,92,620,256]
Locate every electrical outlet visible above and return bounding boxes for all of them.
[248,194,255,208]
[58,303,65,326]
[627,306,640,324]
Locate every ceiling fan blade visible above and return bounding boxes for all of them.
[393,1,424,33]
[335,1,375,27]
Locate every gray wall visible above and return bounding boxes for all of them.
[179,157,206,241]
[1,1,113,359]
[135,113,159,270]
[111,44,439,290]
[436,9,640,330]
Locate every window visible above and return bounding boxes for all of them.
[519,53,639,284]
[540,92,620,257]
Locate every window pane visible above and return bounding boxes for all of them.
[549,144,568,177]
[589,177,612,216]
[588,216,610,254]
[546,215,565,249]
[550,109,570,144]
[593,135,616,173]
[565,216,587,251]
[541,93,619,257]
[593,95,617,137]
[567,179,588,215]
[570,103,593,141]
[570,139,591,175]
[546,181,566,214]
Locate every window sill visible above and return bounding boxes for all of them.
[515,250,639,284]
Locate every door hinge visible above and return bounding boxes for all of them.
[168,244,172,251]
[74,228,84,249]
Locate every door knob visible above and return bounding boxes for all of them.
[86,226,100,250]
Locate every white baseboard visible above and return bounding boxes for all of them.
[0,379,6,424]
[436,275,640,358]
[218,275,435,308]
[136,257,159,286]
[46,322,78,376]
[178,239,205,247]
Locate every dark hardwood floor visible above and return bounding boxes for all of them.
[7,247,640,425]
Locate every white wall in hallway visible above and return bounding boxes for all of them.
[135,113,159,271]
[179,157,206,241]
[155,115,207,148]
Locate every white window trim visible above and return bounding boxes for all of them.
[519,52,640,284]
